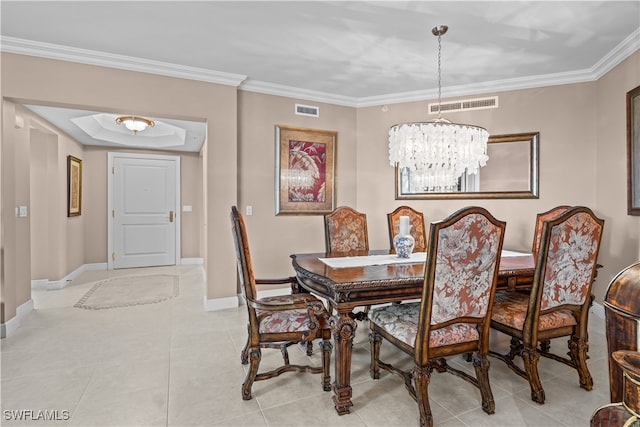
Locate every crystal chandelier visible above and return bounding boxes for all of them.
[388,25,489,192]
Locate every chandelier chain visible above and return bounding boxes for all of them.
[437,31,442,120]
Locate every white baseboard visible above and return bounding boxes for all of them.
[31,262,108,290]
[31,279,49,290]
[203,295,239,311]
[1,299,34,338]
[181,258,203,265]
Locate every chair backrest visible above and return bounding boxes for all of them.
[414,206,506,365]
[387,206,427,252]
[324,206,369,252]
[230,206,257,302]
[531,205,571,257]
[532,206,604,315]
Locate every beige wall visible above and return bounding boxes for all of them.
[1,52,238,323]
[356,82,599,249]
[595,51,640,301]
[81,147,202,263]
[237,91,357,276]
[1,48,639,327]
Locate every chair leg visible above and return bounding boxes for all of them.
[369,331,382,379]
[280,344,290,365]
[522,347,545,404]
[242,348,261,400]
[413,366,433,427]
[473,355,495,414]
[508,336,522,361]
[321,339,333,391]
[539,339,551,353]
[241,324,250,365]
[569,336,593,391]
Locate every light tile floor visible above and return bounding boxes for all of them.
[1,265,610,426]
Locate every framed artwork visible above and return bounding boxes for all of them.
[67,155,82,217]
[275,125,336,215]
[628,85,640,215]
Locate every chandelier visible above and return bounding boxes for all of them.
[388,25,489,192]
[115,116,155,135]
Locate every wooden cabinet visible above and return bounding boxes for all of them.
[604,262,640,402]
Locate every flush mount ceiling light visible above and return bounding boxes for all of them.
[115,115,155,135]
[388,25,489,192]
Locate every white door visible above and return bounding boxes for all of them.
[109,153,180,269]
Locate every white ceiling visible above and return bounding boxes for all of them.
[2,1,639,152]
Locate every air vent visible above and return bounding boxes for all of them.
[428,96,498,114]
[295,103,319,117]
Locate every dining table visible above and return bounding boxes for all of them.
[290,249,536,415]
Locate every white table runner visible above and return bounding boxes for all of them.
[319,252,427,268]
[319,250,530,269]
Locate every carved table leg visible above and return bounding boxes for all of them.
[330,309,357,415]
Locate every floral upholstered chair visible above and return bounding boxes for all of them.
[324,206,369,253]
[490,206,604,404]
[531,205,571,257]
[369,206,506,427]
[387,205,427,253]
[230,206,332,400]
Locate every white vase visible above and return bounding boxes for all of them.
[393,233,415,258]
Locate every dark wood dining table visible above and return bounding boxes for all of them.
[290,249,536,415]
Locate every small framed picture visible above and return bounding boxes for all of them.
[275,126,336,215]
[67,155,82,217]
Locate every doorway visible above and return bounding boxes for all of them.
[107,152,181,269]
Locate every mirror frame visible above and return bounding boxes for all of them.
[395,132,540,200]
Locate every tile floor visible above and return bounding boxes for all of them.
[1,265,611,426]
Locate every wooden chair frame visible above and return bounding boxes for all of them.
[531,205,571,257]
[324,206,369,253]
[369,206,506,427]
[230,206,332,400]
[490,206,604,404]
[387,205,427,253]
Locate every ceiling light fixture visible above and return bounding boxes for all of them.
[388,25,489,192]
[115,115,155,135]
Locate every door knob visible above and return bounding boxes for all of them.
[169,211,174,222]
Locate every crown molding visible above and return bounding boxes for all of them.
[238,79,357,107]
[0,36,247,87]
[590,28,640,79]
[2,32,638,109]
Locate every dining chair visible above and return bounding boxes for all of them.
[531,205,571,258]
[387,205,427,253]
[369,206,506,427]
[490,206,604,404]
[324,206,369,253]
[230,206,332,400]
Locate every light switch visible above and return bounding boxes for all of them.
[246,205,253,216]
[182,205,192,212]
[18,206,27,217]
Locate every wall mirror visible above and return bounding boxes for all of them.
[395,132,539,199]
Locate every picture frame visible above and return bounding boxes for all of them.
[67,155,82,217]
[395,132,539,200]
[628,85,640,215]
[275,125,336,215]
